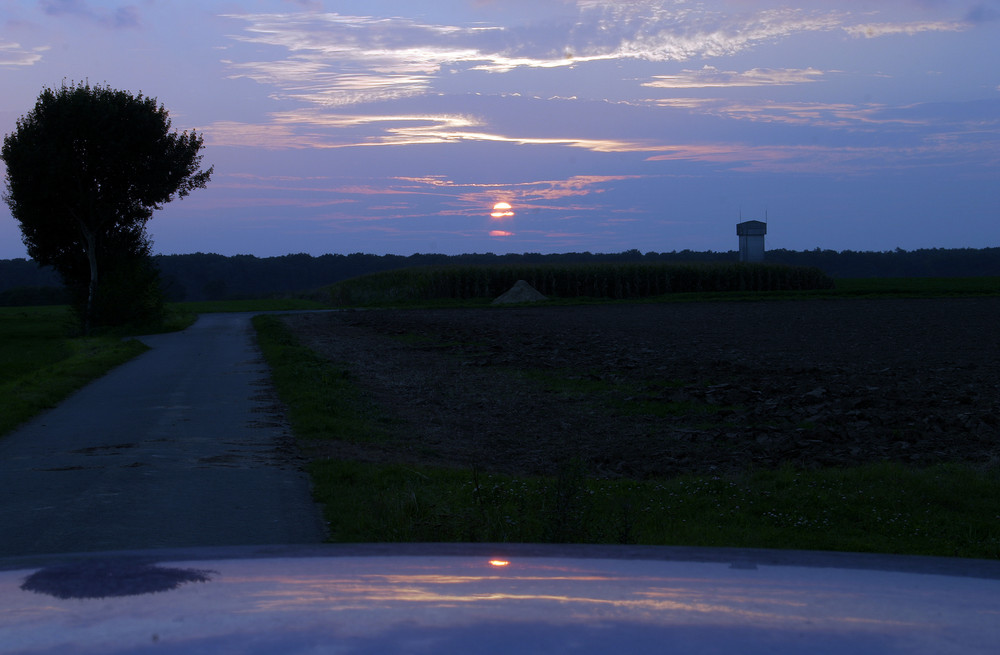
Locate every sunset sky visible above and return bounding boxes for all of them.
[1,0,998,258]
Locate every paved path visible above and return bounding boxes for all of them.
[0,313,327,558]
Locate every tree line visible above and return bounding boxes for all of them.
[1,247,998,306]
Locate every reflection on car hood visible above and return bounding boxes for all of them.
[1,544,999,654]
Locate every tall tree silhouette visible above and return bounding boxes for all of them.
[2,81,212,331]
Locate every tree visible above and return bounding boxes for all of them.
[1,81,212,331]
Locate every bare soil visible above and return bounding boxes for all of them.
[282,298,1000,479]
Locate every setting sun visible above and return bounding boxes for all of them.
[491,201,514,218]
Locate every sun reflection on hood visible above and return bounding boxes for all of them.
[3,552,999,654]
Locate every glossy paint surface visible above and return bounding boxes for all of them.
[2,545,999,654]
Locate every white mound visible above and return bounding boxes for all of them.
[492,280,548,305]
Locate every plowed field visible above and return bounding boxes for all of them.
[283,298,1000,478]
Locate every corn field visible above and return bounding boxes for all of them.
[326,262,835,306]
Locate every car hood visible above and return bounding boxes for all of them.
[1,544,999,654]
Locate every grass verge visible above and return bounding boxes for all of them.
[252,315,391,443]
[309,460,1000,558]
[0,300,328,437]
[0,306,148,435]
[256,312,1000,559]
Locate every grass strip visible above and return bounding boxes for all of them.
[0,301,326,437]
[308,459,1000,558]
[0,306,77,385]
[0,334,148,435]
[255,311,1000,558]
[252,315,390,443]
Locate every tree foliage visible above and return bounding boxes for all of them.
[1,81,212,330]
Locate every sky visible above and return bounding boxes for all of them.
[1,0,998,258]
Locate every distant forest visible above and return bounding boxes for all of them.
[1,247,999,305]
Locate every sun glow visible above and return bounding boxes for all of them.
[491,201,514,218]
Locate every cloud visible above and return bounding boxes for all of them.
[222,13,485,104]
[643,134,1000,174]
[202,121,326,149]
[270,111,481,131]
[643,66,824,89]
[572,4,844,62]
[203,94,998,184]
[0,41,48,66]
[219,3,985,129]
[658,98,933,130]
[220,5,849,106]
[206,2,998,183]
[204,110,666,153]
[843,20,966,38]
[40,0,141,28]
[520,175,643,201]
[386,173,647,219]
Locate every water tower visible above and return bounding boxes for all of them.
[736,219,767,263]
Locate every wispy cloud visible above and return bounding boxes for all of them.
[843,20,967,38]
[222,12,484,105]
[217,4,982,125]
[205,110,666,153]
[205,3,1000,180]
[202,121,325,149]
[203,99,994,180]
[385,173,648,219]
[644,136,1000,175]
[0,41,48,66]
[654,98,932,130]
[221,5,850,107]
[576,4,844,62]
[644,66,824,89]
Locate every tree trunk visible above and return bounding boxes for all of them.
[80,225,98,335]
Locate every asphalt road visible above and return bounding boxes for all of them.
[0,312,327,558]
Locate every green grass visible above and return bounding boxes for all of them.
[309,460,1000,558]
[0,299,331,437]
[0,306,149,435]
[254,313,1000,559]
[0,306,77,384]
[252,315,393,444]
